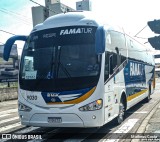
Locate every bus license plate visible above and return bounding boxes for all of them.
[48,117,62,123]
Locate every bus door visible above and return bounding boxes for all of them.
[104,31,127,122]
[104,53,115,122]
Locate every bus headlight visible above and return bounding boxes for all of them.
[79,99,103,111]
[18,101,32,112]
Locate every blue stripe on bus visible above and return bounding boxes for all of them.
[124,60,154,98]
[41,87,92,103]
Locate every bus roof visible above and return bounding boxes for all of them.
[32,11,123,33]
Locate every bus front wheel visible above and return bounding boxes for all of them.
[116,99,125,124]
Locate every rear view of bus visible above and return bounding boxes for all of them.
[17,12,104,127]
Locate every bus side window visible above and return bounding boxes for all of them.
[110,53,117,72]
[110,31,126,67]
[104,52,109,81]
[104,52,115,82]
[109,55,113,75]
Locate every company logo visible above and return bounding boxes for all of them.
[47,93,59,97]
[130,62,143,76]
[60,28,92,35]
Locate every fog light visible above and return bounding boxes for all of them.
[20,115,23,118]
[92,115,96,119]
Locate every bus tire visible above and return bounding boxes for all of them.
[144,85,151,103]
[116,98,125,124]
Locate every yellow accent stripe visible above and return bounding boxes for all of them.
[127,89,148,102]
[47,87,96,105]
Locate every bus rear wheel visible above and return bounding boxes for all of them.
[144,85,151,103]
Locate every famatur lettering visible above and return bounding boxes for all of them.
[60,28,92,35]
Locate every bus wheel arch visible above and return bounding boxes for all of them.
[116,92,127,124]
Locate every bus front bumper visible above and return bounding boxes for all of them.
[20,113,84,127]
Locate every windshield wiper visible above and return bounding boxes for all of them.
[47,48,55,79]
[56,46,71,78]
[58,62,71,78]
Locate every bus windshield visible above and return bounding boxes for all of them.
[19,26,101,92]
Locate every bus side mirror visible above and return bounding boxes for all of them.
[95,26,105,54]
[3,35,27,61]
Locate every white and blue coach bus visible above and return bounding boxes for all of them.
[3,11,155,127]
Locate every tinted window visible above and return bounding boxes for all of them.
[19,26,101,91]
